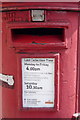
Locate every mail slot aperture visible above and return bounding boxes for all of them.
[12,28,64,42]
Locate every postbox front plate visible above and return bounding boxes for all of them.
[2,2,78,118]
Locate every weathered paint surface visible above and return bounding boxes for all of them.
[0,2,79,118]
[76,2,80,113]
[0,0,80,2]
[79,7,80,113]
[0,5,2,119]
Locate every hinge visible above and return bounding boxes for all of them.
[73,113,80,120]
[0,73,14,86]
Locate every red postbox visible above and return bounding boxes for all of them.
[0,2,80,119]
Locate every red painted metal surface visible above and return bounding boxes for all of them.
[0,5,2,119]
[79,3,80,113]
[1,2,80,12]
[0,2,79,119]
[76,2,80,113]
[0,0,80,2]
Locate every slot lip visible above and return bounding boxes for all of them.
[6,22,70,50]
